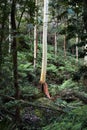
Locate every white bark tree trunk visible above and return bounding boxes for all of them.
[40,0,49,83]
[76,34,79,62]
[8,13,12,53]
[84,44,87,66]
[55,32,57,57]
[64,34,66,57]
[84,54,87,66]
[34,0,37,68]
[34,25,37,68]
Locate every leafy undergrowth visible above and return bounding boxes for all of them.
[1,44,87,130]
[42,105,87,130]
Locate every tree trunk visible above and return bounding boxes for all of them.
[55,32,57,57]
[0,33,3,84]
[0,0,7,80]
[83,0,87,32]
[34,0,38,68]
[39,0,51,99]
[64,34,66,58]
[40,0,48,83]
[0,28,3,73]
[17,0,28,29]
[34,24,38,68]
[76,34,79,62]
[11,0,20,122]
[8,14,12,53]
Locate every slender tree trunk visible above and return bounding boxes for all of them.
[0,32,3,81]
[34,25,38,68]
[17,0,28,29]
[64,34,66,58]
[11,0,20,122]
[8,14,12,53]
[39,0,51,99]
[40,0,48,83]
[40,31,42,44]
[76,34,79,62]
[34,0,38,68]
[0,28,3,72]
[0,24,4,84]
[83,1,87,66]
[54,32,57,57]
[76,45,78,62]
[84,54,87,66]
[84,44,87,66]
[83,0,87,32]
[0,0,7,80]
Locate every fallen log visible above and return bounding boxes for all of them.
[59,89,87,104]
[73,91,87,104]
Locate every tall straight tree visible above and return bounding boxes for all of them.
[0,0,8,84]
[34,0,38,68]
[83,0,87,65]
[64,34,66,58]
[11,0,20,122]
[55,32,57,57]
[40,0,51,99]
[8,0,12,53]
[8,13,12,53]
[76,34,79,62]
[83,0,87,32]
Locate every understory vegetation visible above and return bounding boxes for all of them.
[0,0,87,130]
[0,39,87,130]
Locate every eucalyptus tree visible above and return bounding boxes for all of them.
[40,0,51,99]
[34,0,38,68]
[49,0,69,57]
[8,13,12,53]
[8,0,12,53]
[34,0,44,68]
[50,0,84,60]
[54,32,57,57]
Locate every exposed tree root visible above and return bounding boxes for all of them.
[39,82,51,99]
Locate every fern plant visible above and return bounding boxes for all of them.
[42,105,87,130]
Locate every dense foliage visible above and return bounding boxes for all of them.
[0,0,87,130]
